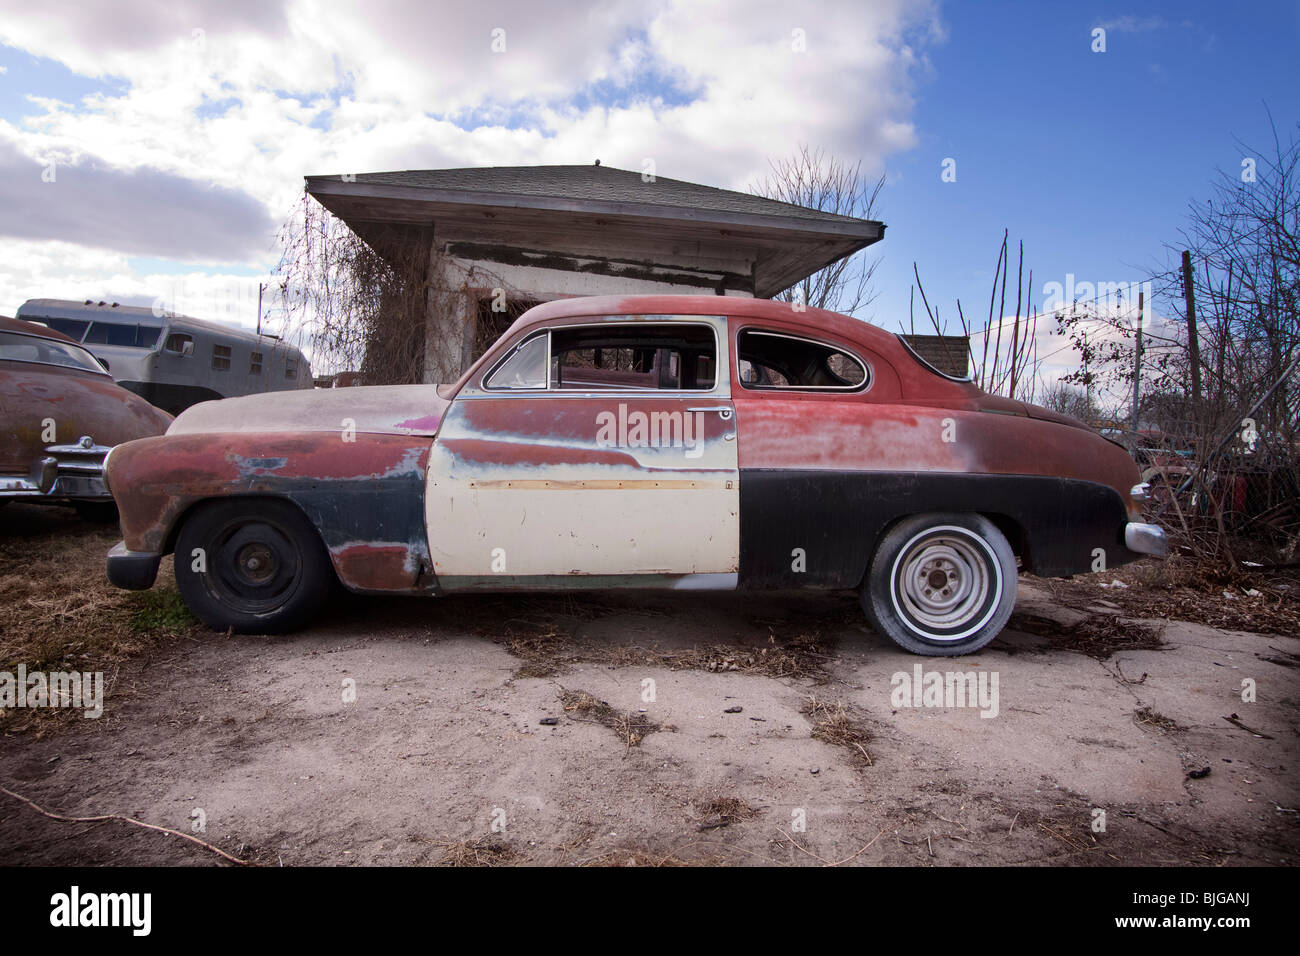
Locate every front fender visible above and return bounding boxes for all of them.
[105,432,435,593]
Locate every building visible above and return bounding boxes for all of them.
[899,333,970,379]
[305,163,885,383]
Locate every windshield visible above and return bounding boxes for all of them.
[0,330,110,375]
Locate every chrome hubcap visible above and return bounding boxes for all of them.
[893,529,998,640]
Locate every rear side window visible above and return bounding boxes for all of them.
[212,344,232,370]
[737,329,868,390]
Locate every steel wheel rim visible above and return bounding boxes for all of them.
[890,526,1001,642]
[206,518,303,614]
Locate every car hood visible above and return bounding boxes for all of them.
[168,384,450,438]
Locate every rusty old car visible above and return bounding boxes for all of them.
[103,295,1166,655]
[1,315,172,520]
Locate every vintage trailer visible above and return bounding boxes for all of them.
[103,295,1165,655]
[16,299,312,415]
[0,316,172,518]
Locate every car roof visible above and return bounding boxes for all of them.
[512,294,906,354]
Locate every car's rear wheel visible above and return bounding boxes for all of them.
[860,513,1016,656]
[174,498,333,634]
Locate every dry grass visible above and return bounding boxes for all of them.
[1133,705,1183,733]
[557,688,661,749]
[0,505,194,678]
[693,795,760,831]
[1034,557,1300,637]
[1008,610,1164,660]
[434,837,517,867]
[576,847,729,867]
[801,694,874,766]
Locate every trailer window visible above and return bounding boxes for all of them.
[250,351,263,374]
[41,318,90,341]
[164,333,193,354]
[285,359,298,380]
[84,322,162,349]
[212,344,232,370]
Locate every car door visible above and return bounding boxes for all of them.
[425,314,739,588]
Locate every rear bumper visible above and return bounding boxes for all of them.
[107,541,162,590]
[1124,522,1168,558]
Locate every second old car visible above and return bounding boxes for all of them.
[102,295,1166,655]
[1,315,172,520]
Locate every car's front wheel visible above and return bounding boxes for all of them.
[860,513,1017,656]
[174,498,333,634]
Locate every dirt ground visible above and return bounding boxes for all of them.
[1,502,1297,866]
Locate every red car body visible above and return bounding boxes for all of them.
[104,295,1165,655]
[1,315,171,511]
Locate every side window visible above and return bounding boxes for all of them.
[164,332,193,355]
[44,318,89,341]
[737,329,868,390]
[285,358,298,380]
[485,334,548,390]
[550,323,716,391]
[212,343,232,370]
[249,351,263,375]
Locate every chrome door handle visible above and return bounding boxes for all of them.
[687,406,733,420]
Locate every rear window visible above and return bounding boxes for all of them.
[0,331,109,374]
[896,334,973,382]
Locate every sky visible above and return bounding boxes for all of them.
[0,0,1296,390]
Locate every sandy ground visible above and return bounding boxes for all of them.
[2,556,1297,866]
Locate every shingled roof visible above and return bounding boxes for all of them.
[306,163,884,298]
[310,164,872,226]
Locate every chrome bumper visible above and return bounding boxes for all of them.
[1125,522,1168,558]
[0,436,112,501]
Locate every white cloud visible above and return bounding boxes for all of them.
[0,0,941,318]
[1095,16,1166,33]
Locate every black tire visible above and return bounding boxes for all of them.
[174,498,333,634]
[860,512,1017,656]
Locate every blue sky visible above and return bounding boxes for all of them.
[871,1,1300,337]
[0,0,1295,378]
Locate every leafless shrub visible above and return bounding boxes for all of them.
[910,230,1042,401]
[270,195,530,385]
[752,144,886,317]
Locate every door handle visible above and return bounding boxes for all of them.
[687,406,734,420]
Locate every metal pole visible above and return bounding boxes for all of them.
[1131,289,1144,438]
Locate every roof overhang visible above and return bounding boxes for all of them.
[305,177,884,298]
